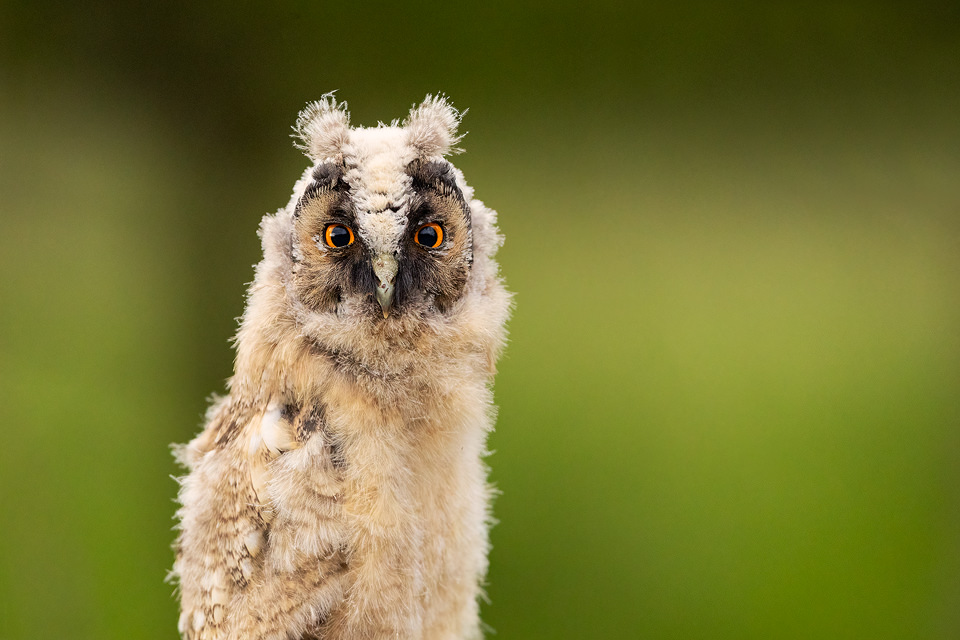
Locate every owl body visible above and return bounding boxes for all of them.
[173,96,510,640]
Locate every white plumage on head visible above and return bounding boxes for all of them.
[295,93,464,163]
[293,92,351,162]
[403,94,464,158]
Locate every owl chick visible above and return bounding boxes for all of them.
[171,95,511,640]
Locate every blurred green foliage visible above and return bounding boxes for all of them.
[1,2,959,638]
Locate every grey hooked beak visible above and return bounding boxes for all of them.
[372,253,398,318]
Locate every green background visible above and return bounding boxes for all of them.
[1,2,958,638]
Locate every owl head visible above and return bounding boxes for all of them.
[234,94,508,390]
[288,93,476,320]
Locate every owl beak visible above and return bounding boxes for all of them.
[372,253,398,318]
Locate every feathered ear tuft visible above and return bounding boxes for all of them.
[293,93,351,162]
[404,94,465,158]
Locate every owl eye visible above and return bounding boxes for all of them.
[414,223,444,248]
[324,224,355,248]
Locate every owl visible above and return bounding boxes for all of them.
[171,94,511,640]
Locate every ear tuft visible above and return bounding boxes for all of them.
[293,93,351,161]
[404,94,465,158]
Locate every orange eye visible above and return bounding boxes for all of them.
[414,222,444,248]
[324,224,354,248]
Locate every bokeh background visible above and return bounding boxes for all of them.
[2,2,959,638]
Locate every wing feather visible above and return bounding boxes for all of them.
[174,399,346,640]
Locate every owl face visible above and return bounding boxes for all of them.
[291,158,473,320]
[284,95,481,327]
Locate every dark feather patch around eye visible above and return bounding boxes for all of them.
[408,160,462,199]
[296,162,350,216]
[312,163,342,186]
[350,259,376,293]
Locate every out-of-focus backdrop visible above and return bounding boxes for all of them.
[2,2,959,638]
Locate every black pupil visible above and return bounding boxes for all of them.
[328,225,351,247]
[417,225,439,247]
